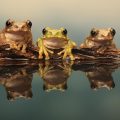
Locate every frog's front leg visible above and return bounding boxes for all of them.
[96,46,108,54]
[38,61,50,78]
[9,41,18,50]
[16,43,27,53]
[39,64,45,78]
[63,61,73,76]
[21,44,27,53]
[60,40,76,60]
[37,38,53,60]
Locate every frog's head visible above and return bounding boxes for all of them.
[5,19,32,32]
[91,80,115,90]
[89,28,116,41]
[42,27,67,38]
[43,82,67,92]
[7,90,33,101]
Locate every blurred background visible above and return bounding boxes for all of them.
[0,0,120,46]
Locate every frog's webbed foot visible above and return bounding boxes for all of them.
[9,43,27,53]
[39,64,44,78]
[58,44,75,60]
[38,38,54,60]
[38,61,50,78]
[9,42,18,50]
[17,43,27,53]
[39,47,54,60]
[96,46,107,54]
[63,50,75,60]
[57,49,65,55]
[21,44,27,53]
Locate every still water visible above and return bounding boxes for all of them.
[0,59,120,120]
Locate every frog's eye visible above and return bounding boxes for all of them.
[62,29,67,35]
[6,19,13,27]
[110,28,116,36]
[26,20,32,28]
[42,28,47,35]
[90,29,97,37]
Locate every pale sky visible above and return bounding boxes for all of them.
[0,0,120,45]
[1,0,119,22]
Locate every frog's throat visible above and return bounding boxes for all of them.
[43,37,68,49]
[88,37,113,42]
[5,33,24,40]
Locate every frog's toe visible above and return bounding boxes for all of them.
[58,50,65,55]
[38,55,43,59]
[21,49,26,53]
[70,55,75,60]
[45,56,50,60]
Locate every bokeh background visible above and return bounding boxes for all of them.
[0,0,120,120]
[0,0,120,46]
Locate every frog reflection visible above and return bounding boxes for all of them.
[72,61,119,90]
[0,65,38,100]
[86,67,115,90]
[39,61,72,92]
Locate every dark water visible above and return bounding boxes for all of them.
[0,59,120,120]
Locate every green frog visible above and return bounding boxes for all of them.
[37,27,76,60]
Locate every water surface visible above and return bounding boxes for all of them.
[0,60,120,120]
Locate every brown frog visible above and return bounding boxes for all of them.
[80,28,117,54]
[86,69,115,90]
[0,19,33,53]
[0,65,36,100]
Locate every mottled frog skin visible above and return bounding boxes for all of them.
[0,19,33,53]
[80,28,117,54]
[37,27,76,60]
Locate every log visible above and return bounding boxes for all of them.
[0,44,39,59]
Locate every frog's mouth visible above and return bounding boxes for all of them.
[89,36,113,43]
[43,37,68,49]
[88,37,113,44]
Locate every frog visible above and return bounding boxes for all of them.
[0,19,33,53]
[37,27,76,60]
[38,61,72,92]
[86,68,115,90]
[0,65,35,100]
[80,28,117,54]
